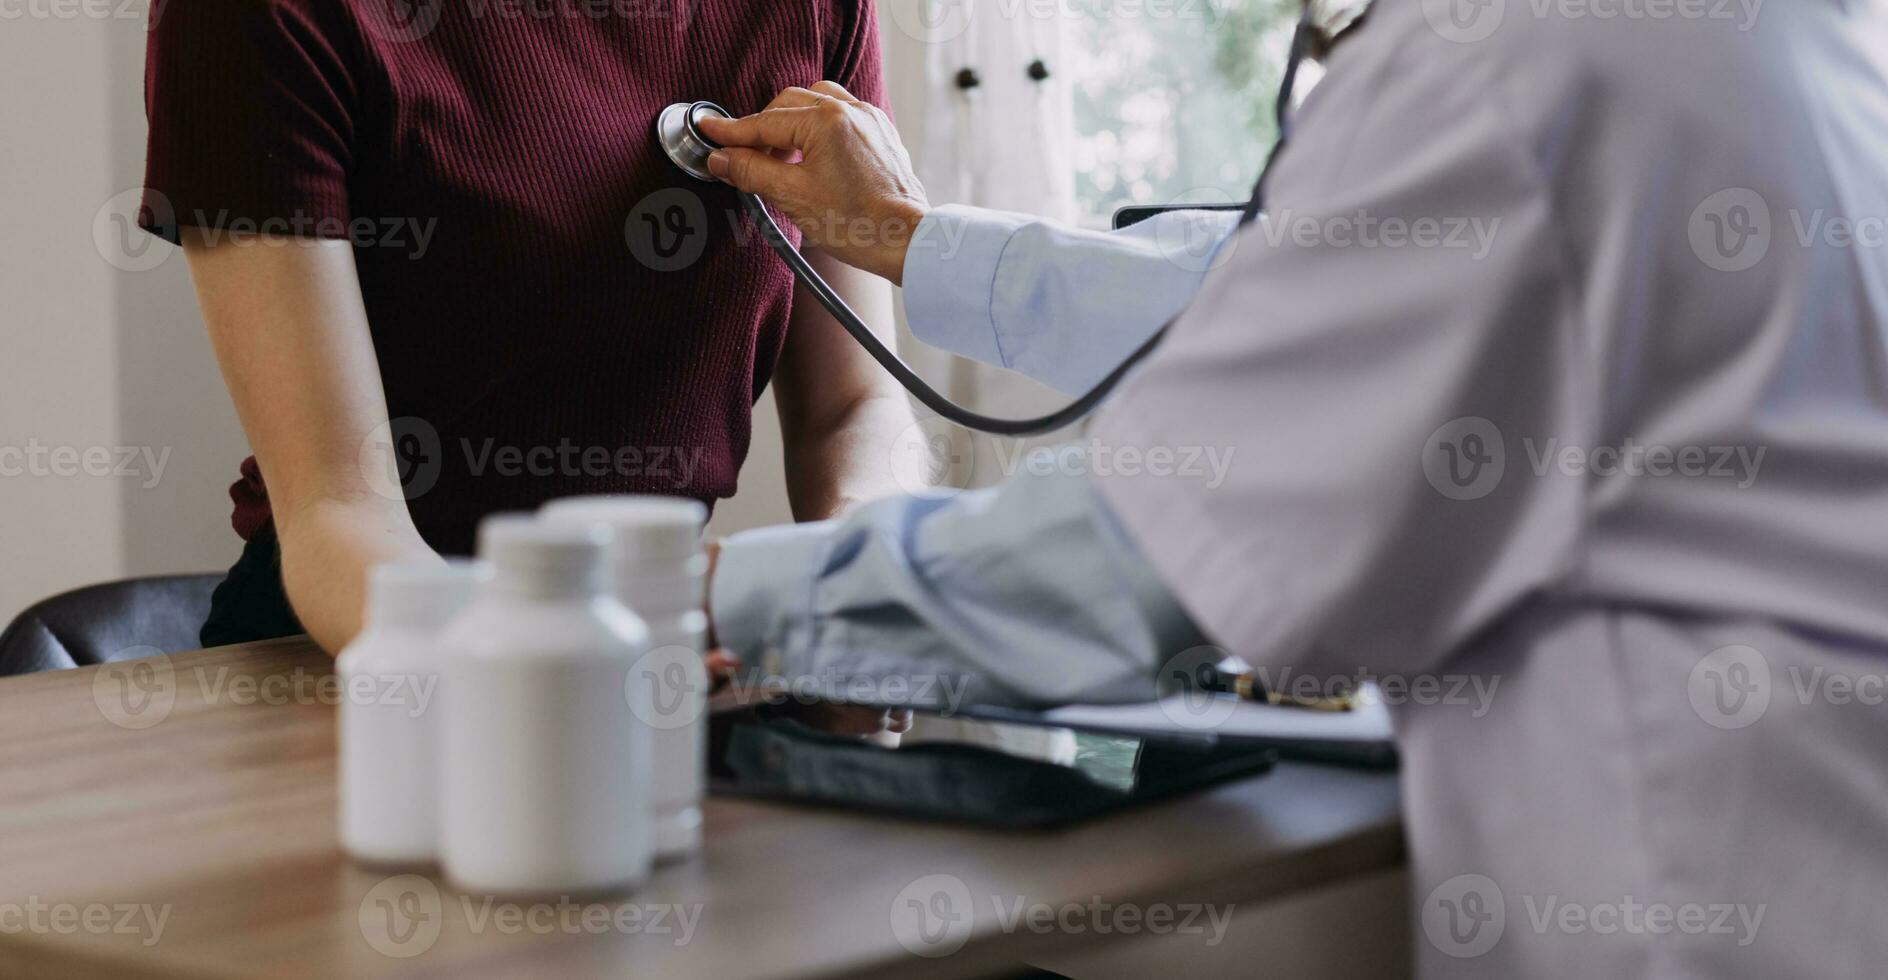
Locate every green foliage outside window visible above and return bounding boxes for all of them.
[1068,0,1302,225]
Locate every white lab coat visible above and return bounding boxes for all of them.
[1083,2,1888,978]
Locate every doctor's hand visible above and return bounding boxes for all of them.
[697,82,930,285]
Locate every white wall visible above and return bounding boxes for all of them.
[0,7,853,628]
[107,14,255,594]
[1,9,1001,627]
[1,8,248,629]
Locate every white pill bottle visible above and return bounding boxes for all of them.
[338,560,482,867]
[542,496,710,863]
[439,516,653,895]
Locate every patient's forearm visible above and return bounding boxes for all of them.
[182,234,439,654]
[276,496,440,654]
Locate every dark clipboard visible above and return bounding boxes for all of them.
[707,705,1278,829]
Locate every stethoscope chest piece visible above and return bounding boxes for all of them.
[656,101,732,182]
[645,13,1320,437]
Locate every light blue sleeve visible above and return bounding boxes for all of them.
[899,204,1241,395]
[710,450,1209,710]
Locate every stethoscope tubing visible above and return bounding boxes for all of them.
[738,191,1159,436]
[686,9,1316,436]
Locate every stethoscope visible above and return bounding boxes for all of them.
[655,12,1318,437]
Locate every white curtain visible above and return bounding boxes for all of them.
[876,1,1083,490]
[876,2,1082,763]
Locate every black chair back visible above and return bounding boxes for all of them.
[0,575,220,677]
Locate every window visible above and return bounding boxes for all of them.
[1066,0,1304,227]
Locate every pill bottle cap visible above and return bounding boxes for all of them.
[539,496,707,563]
[477,514,609,594]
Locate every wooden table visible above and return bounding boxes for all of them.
[0,640,1405,979]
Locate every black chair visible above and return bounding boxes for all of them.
[0,575,221,677]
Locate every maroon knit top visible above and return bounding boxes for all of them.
[140,0,885,555]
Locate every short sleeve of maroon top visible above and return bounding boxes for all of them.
[140,0,359,245]
[141,0,888,554]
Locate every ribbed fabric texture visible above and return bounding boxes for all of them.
[141,0,885,555]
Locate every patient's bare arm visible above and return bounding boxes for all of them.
[184,233,441,654]
[773,247,923,520]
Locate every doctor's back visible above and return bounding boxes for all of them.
[1090,1,1888,976]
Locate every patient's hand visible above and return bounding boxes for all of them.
[780,703,914,737]
[698,82,929,285]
